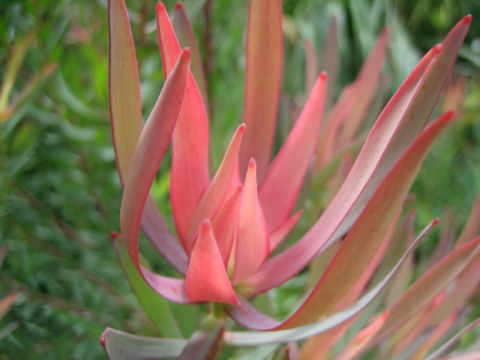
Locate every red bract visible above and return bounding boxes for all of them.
[105,0,475,355]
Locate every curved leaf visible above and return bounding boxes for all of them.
[259,73,326,232]
[120,49,191,303]
[101,327,186,360]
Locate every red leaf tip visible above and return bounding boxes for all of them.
[100,328,108,347]
[156,2,166,14]
[248,158,257,170]
[432,44,443,55]
[179,47,191,65]
[238,123,246,133]
[175,2,184,10]
[199,220,212,234]
[462,14,472,24]
[433,218,440,226]
[319,71,327,80]
[110,231,120,240]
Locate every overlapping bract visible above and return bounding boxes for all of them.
[105,0,476,357]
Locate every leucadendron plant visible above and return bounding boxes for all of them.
[102,0,479,358]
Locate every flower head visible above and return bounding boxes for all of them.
[108,0,472,336]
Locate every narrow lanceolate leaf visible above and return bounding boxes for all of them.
[233,111,453,330]
[234,160,269,284]
[337,28,389,145]
[225,221,430,342]
[109,0,187,274]
[259,73,326,232]
[120,50,191,303]
[108,0,142,181]
[186,222,237,304]
[239,0,283,181]
[187,125,245,249]
[101,327,187,360]
[156,2,210,246]
[173,2,209,113]
[314,84,356,169]
[248,39,442,294]
[456,197,480,248]
[371,235,480,345]
[114,239,182,338]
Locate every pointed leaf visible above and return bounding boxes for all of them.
[156,2,210,245]
[234,160,269,283]
[109,0,187,273]
[108,0,142,181]
[186,221,237,304]
[173,2,209,113]
[120,49,191,303]
[101,327,186,360]
[239,0,283,181]
[187,125,244,249]
[259,73,326,232]
[314,84,357,169]
[338,28,389,144]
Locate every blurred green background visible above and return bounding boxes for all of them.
[0,0,479,358]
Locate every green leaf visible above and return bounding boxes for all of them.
[114,239,181,338]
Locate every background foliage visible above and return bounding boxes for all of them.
[0,0,479,358]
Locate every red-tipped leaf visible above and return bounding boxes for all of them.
[156,2,210,246]
[120,49,191,303]
[186,221,238,304]
[187,124,244,249]
[173,2,209,112]
[259,73,326,232]
[234,159,269,283]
